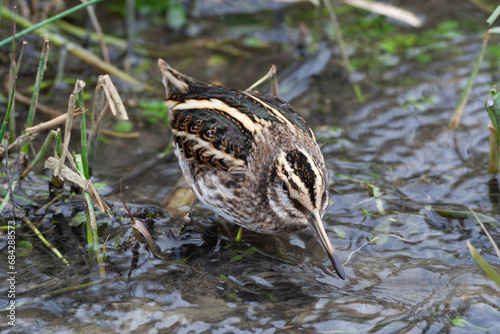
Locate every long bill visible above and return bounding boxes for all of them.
[309,209,346,280]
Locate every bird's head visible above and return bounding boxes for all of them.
[268,148,345,279]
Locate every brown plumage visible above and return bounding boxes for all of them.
[159,59,345,279]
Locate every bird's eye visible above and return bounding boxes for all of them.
[281,181,289,192]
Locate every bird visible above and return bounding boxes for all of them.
[158,59,345,279]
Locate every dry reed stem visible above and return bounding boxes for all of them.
[0,133,38,159]
[44,156,110,215]
[54,80,85,177]
[80,0,111,64]
[341,0,422,27]
[25,107,85,133]
[96,75,128,119]
[14,90,62,117]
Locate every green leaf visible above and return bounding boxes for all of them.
[17,240,33,257]
[69,212,87,227]
[243,248,256,255]
[434,209,498,224]
[452,317,466,327]
[467,241,500,288]
[166,5,187,30]
[114,120,133,133]
[361,204,371,216]
[0,182,17,215]
[415,52,432,63]
[375,198,386,215]
[208,55,228,67]
[230,255,243,262]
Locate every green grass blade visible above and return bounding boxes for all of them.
[22,215,69,266]
[322,0,364,102]
[20,130,57,178]
[487,5,500,25]
[434,209,498,223]
[55,128,62,158]
[450,27,500,129]
[467,241,500,288]
[78,92,89,179]
[0,42,26,144]
[22,38,50,154]
[1,6,146,89]
[0,0,103,48]
[449,31,490,129]
[469,208,500,259]
[485,86,500,135]
[0,0,3,27]
[0,182,17,215]
[75,154,105,275]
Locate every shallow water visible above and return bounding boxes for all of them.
[1,1,500,333]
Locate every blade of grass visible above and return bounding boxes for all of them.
[467,241,500,288]
[20,130,58,178]
[0,41,26,145]
[0,0,3,27]
[125,0,136,73]
[22,37,50,155]
[486,5,500,25]
[0,182,17,215]
[75,154,105,276]
[21,215,69,266]
[322,0,364,102]
[2,281,98,310]
[434,209,498,223]
[8,10,17,144]
[0,0,103,47]
[486,86,500,132]
[486,86,500,173]
[488,124,499,173]
[469,207,500,259]
[78,91,89,179]
[81,0,111,64]
[55,129,62,158]
[449,27,500,129]
[54,44,68,88]
[1,6,147,89]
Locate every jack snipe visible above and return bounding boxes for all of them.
[158,59,345,279]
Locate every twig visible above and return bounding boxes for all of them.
[44,156,110,215]
[54,80,85,177]
[0,132,38,159]
[80,0,111,64]
[341,0,422,28]
[25,108,85,133]
[14,90,62,117]
[246,64,278,97]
